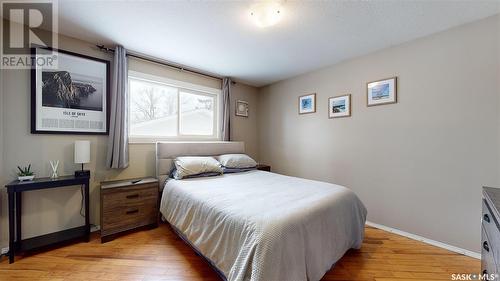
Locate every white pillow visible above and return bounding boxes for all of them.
[173,156,223,180]
[217,154,257,169]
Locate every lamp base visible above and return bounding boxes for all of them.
[75,170,90,178]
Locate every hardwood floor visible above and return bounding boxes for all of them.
[0,224,479,281]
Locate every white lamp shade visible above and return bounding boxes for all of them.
[74,140,91,164]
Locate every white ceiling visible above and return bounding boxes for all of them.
[57,0,500,87]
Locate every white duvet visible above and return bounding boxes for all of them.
[160,170,367,281]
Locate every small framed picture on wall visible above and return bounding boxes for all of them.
[328,94,351,118]
[366,77,397,106]
[235,100,249,117]
[298,93,316,114]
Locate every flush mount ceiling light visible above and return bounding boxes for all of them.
[249,2,283,28]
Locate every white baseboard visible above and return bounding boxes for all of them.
[1,247,8,255]
[366,221,481,259]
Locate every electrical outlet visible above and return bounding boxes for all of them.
[1,247,9,255]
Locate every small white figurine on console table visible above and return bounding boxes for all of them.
[49,160,59,179]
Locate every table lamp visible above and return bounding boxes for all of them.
[74,140,91,178]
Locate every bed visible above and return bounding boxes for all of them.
[156,142,367,281]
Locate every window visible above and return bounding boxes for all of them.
[128,71,221,142]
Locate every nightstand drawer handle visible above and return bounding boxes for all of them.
[484,214,490,223]
[483,241,490,252]
[126,209,139,215]
[126,194,139,199]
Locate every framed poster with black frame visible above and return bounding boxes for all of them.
[31,47,110,135]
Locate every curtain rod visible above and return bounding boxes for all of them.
[96,45,223,81]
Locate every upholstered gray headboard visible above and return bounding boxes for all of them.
[155,141,245,187]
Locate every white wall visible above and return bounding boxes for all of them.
[0,29,259,249]
[257,15,500,253]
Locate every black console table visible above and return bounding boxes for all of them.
[5,175,90,263]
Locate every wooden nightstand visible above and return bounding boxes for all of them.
[256,164,271,172]
[100,177,159,243]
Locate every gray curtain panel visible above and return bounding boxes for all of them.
[106,46,129,169]
[222,77,231,141]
